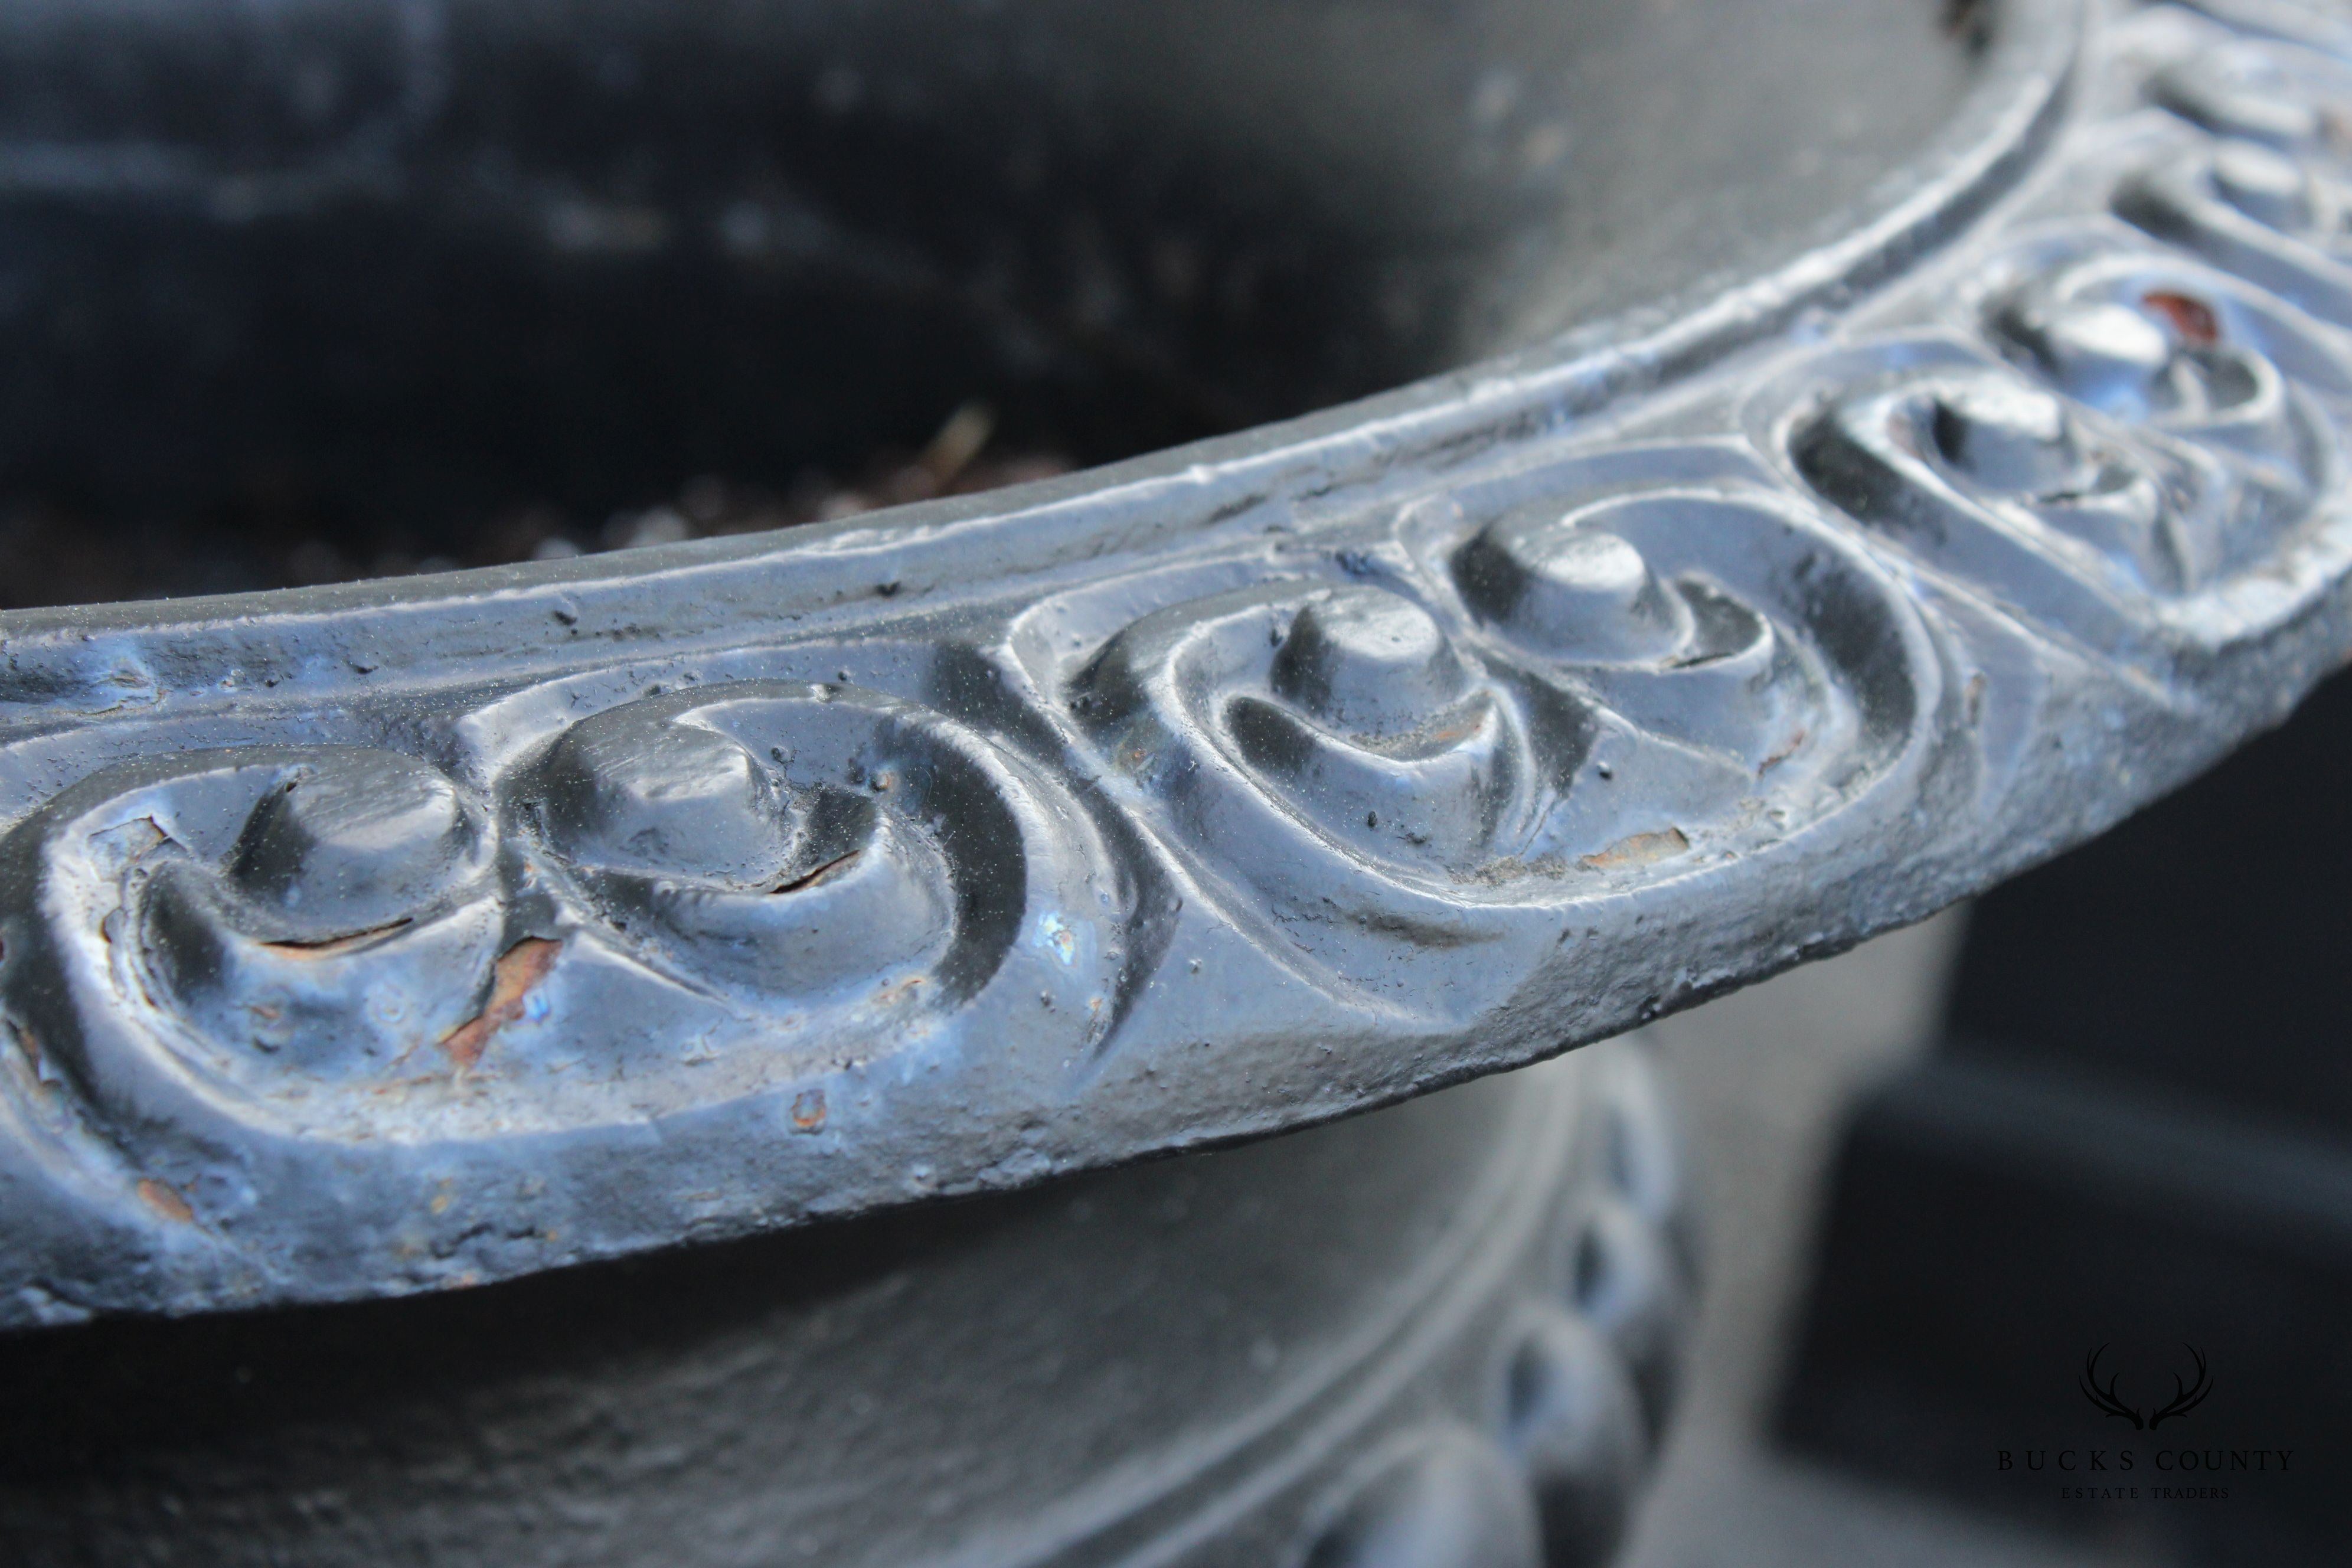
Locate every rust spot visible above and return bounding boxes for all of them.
[137,1178,195,1224]
[873,974,925,1007]
[2143,290,2219,347]
[1427,717,1478,746]
[368,1072,446,1097]
[439,937,563,1070]
[790,1088,828,1132]
[1579,827,1691,871]
[261,919,413,959]
[768,850,860,896]
[1758,729,1809,777]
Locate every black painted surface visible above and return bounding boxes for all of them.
[0,0,1979,600]
[16,0,2352,1322]
[6,0,2352,1562]
[0,1047,1691,1568]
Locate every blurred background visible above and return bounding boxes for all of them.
[1628,660,2351,1567]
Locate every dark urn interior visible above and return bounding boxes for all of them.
[0,0,1987,605]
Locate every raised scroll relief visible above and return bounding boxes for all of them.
[1985,255,2341,485]
[1422,472,1935,824]
[1,747,505,1099]
[1449,492,1825,775]
[2150,40,2352,165]
[1073,582,1554,883]
[1038,477,1931,989]
[2118,137,2352,325]
[515,691,957,999]
[502,680,1128,1051]
[1793,362,2261,632]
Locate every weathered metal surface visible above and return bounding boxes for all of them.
[6,0,2352,1327]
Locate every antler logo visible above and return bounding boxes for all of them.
[2079,1344,2213,1430]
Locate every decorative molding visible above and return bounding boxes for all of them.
[7,0,2352,1324]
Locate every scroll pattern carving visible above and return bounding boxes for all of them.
[10,747,504,1096]
[8,0,2352,1323]
[504,682,1121,1032]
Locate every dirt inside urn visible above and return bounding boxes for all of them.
[0,0,1985,609]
